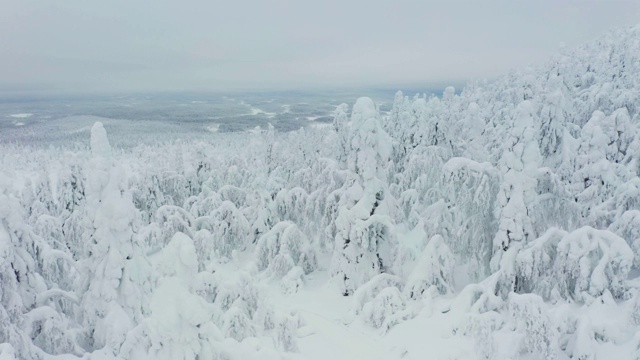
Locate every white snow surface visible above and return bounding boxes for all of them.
[2,24,640,360]
[7,113,33,118]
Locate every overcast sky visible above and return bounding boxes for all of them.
[1,1,639,94]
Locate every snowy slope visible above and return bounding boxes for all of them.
[1,25,640,360]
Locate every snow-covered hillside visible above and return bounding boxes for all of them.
[1,25,640,360]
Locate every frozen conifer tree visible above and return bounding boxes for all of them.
[332,103,350,164]
[0,174,78,358]
[198,200,250,260]
[153,204,196,250]
[491,101,542,275]
[331,97,397,296]
[458,102,487,160]
[385,91,414,163]
[539,74,568,164]
[274,312,300,352]
[441,158,499,281]
[78,122,149,353]
[142,232,223,360]
[573,108,638,227]
[405,235,455,299]
[131,173,166,224]
[412,96,451,149]
[185,184,222,219]
[515,227,633,302]
[26,173,55,222]
[256,221,317,277]
[274,187,309,225]
[250,191,277,244]
[507,293,558,359]
[609,210,640,267]
[58,160,88,258]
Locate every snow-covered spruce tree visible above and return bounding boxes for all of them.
[332,103,351,165]
[153,139,194,207]
[130,232,225,360]
[361,286,406,332]
[385,91,414,165]
[566,25,640,125]
[457,101,488,161]
[538,74,569,166]
[193,200,250,260]
[130,172,166,224]
[385,92,459,204]
[320,185,343,252]
[491,100,542,283]
[218,184,248,209]
[397,144,452,206]
[348,273,411,332]
[331,97,397,296]
[0,173,79,358]
[388,93,456,179]
[302,158,348,251]
[255,221,317,279]
[57,158,89,259]
[295,158,345,247]
[222,306,255,342]
[148,204,196,251]
[507,293,558,359]
[183,141,214,197]
[185,184,222,219]
[249,190,277,244]
[572,108,638,228]
[274,187,309,226]
[404,234,455,299]
[274,312,300,352]
[440,158,499,281]
[0,191,42,359]
[411,95,452,151]
[609,209,640,268]
[32,215,68,287]
[205,266,281,349]
[77,122,150,354]
[514,226,633,302]
[25,173,56,224]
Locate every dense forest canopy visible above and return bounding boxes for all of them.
[1,25,640,360]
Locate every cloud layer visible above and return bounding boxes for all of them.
[2,0,639,93]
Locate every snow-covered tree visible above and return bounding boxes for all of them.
[507,293,558,359]
[194,200,250,260]
[332,103,351,164]
[491,100,542,274]
[141,232,224,360]
[441,158,499,280]
[256,221,317,278]
[405,235,455,299]
[515,227,633,302]
[0,173,79,358]
[77,122,149,353]
[274,187,309,225]
[331,97,397,296]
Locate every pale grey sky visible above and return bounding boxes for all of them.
[1,0,639,93]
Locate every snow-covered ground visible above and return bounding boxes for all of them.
[1,24,640,360]
[7,113,33,118]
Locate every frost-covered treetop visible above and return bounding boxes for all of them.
[90,121,112,159]
[350,97,378,127]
